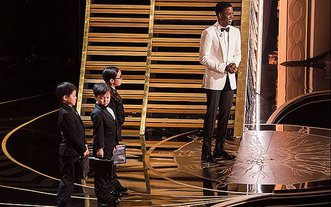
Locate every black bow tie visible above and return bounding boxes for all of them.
[221,27,230,32]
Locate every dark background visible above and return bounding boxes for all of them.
[0,2,86,199]
[0,0,85,102]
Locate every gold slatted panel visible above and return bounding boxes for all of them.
[78,0,243,138]
[145,0,241,129]
[79,1,151,139]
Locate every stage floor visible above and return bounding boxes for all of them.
[0,95,330,206]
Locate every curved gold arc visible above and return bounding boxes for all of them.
[0,183,56,197]
[145,131,262,195]
[1,109,94,189]
[0,183,96,201]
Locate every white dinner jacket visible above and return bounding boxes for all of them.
[199,22,241,90]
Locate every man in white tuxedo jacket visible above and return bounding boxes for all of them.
[199,2,241,162]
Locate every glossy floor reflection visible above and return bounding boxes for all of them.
[1,95,330,206]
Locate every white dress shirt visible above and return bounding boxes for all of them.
[220,26,230,61]
[106,107,116,120]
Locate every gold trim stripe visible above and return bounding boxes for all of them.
[0,184,96,201]
[138,0,156,194]
[234,0,249,137]
[77,0,91,114]
[140,0,155,136]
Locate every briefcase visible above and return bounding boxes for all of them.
[89,156,114,177]
[112,144,126,164]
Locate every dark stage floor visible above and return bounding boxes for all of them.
[0,94,330,206]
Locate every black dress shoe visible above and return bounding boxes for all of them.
[214,151,236,160]
[201,154,216,163]
[110,190,122,197]
[117,186,128,194]
[97,197,120,207]
[112,178,128,194]
[108,197,120,205]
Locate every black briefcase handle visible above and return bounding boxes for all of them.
[89,156,114,176]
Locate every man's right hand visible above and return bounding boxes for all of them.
[226,63,237,74]
[96,148,104,158]
[83,147,90,157]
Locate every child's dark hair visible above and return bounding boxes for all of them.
[102,66,119,83]
[215,2,232,16]
[55,82,77,103]
[93,82,110,97]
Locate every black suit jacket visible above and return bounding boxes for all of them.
[91,104,119,159]
[58,104,86,158]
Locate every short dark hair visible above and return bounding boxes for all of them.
[102,66,119,83]
[55,82,77,103]
[93,82,110,97]
[215,2,232,16]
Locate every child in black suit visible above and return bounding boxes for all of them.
[55,82,89,207]
[102,67,128,194]
[91,82,120,205]
[102,66,125,141]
